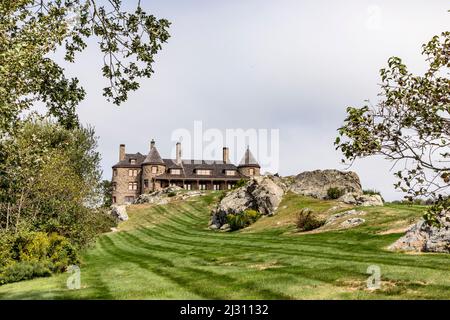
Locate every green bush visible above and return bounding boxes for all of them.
[226,209,261,231]
[217,191,227,202]
[0,231,79,285]
[0,262,52,284]
[363,189,381,196]
[87,209,118,235]
[327,187,344,199]
[295,208,325,232]
[167,192,177,197]
[233,179,247,189]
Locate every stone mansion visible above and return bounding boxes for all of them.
[112,139,261,204]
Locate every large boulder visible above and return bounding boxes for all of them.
[339,193,384,207]
[210,176,285,229]
[111,205,128,221]
[388,210,450,253]
[290,169,362,199]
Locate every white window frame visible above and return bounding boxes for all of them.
[196,169,211,176]
[128,182,138,191]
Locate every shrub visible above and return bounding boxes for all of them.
[86,209,118,235]
[226,209,261,231]
[363,189,381,196]
[327,187,344,199]
[46,233,79,272]
[0,231,79,285]
[167,192,177,197]
[233,179,247,189]
[295,208,325,232]
[0,262,52,284]
[217,191,227,202]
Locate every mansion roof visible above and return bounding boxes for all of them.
[113,142,260,180]
[113,155,245,180]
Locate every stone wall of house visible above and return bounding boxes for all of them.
[141,164,166,193]
[238,166,261,177]
[112,167,141,204]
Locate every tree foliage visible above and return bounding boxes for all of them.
[0,118,115,247]
[0,0,170,133]
[100,180,113,208]
[336,31,449,203]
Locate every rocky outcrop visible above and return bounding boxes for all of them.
[388,210,450,253]
[134,186,183,204]
[325,209,366,225]
[340,218,365,228]
[111,205,128,221]
[210,176,285,229]
[290,169,362,199]
[134,186,204,205]
[339,193,384,207]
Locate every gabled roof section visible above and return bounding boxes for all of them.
[142,146,165,165]
[112,153,146,168]
[238,147,260,168]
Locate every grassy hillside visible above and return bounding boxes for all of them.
[0,192,449,299]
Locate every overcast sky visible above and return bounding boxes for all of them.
[59,0,450,201]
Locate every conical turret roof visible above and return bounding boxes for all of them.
[143,145,165,165]
[238,147,260,167]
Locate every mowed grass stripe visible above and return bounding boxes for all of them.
[130,204,450,272]
[0,192,449,299]
[100,232,292,299]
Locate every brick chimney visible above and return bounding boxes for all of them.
[176,142,182,165]
[223,147,229,164]
[119,144,125,161]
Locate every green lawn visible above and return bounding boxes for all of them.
[1,192,449,299]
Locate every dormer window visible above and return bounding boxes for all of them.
[225,170,236,176]
[196,169,211,176]
[171,169,181,175]
[130,159,136,164]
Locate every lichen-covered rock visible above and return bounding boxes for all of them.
[290,169,362,199]
[340,218,365,228]
[110,205,128,221]
[210,176,284,229]
[339,193,383,207]
[325,209,366,225]
[388,210,450,253]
